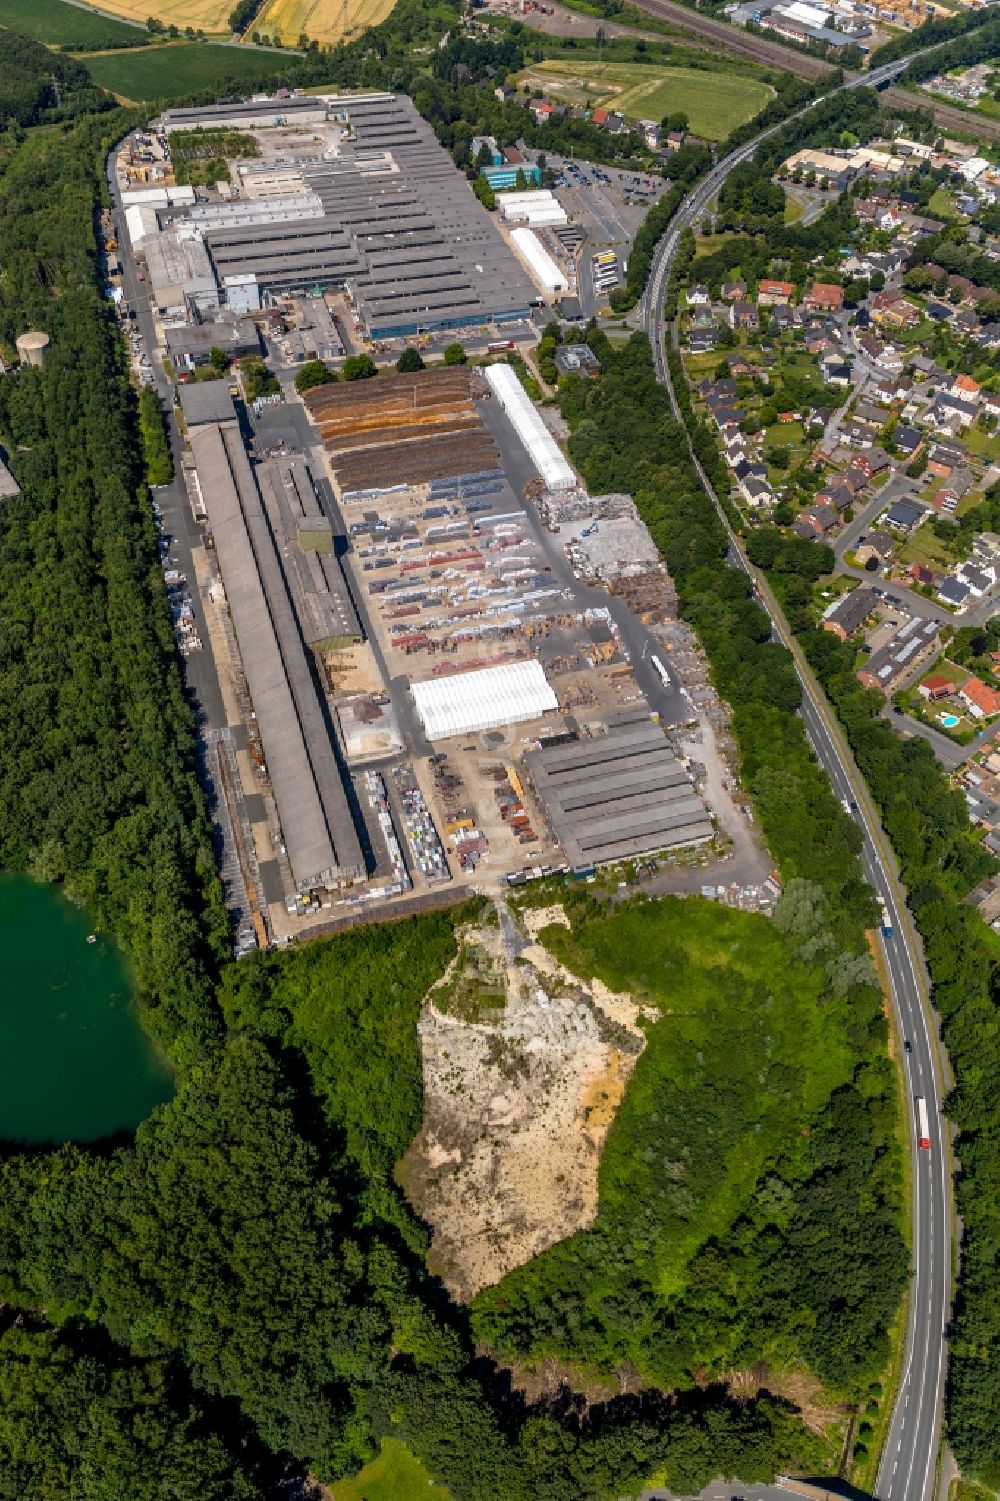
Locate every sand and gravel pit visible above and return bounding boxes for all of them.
[399,901,650,1302]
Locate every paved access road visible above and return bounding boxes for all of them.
[640,55,953,1501]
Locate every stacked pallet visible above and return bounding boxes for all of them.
[304,368,499,493]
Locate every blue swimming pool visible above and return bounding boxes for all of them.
[941,714,960,728]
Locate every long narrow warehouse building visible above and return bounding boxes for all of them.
[179,384,364,890]
[525,717,713,869]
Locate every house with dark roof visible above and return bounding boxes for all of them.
[850,447,892,482]
[855,529,894,565]
[938,576,971,607]
[884,498,925,532]
[857,616,940,693]
[796,503,839,536]
[730,299,759,329]
[822,586,877,640]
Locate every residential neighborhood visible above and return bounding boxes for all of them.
[675,116,1000,875]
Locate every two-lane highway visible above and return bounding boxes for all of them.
[639,57,954,1501]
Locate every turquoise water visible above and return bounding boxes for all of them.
[941,714,960,728]
[0,874,174,1143]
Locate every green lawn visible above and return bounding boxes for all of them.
[919,657,967,688]
[899,529,960,571]
[962,423,1000,461]
[764,418,805,448]
[519,59,774,140]
[85,40,292,100]
[331,1439,451,1501]
[0,0,140,44]
[927,186,962,218]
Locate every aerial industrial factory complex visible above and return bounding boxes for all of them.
[111,92,723,946]
[126,92,540,341]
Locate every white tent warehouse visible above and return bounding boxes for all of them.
[410,660,558,741]
[510,227,567,293]
[483,362,577,491]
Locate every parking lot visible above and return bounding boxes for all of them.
[525,150,670,311]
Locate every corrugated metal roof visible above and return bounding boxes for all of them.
[411,660,557,741]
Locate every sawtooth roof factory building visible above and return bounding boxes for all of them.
[154,92,539,340]
[178,382,364,892]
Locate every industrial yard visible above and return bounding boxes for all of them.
[164,347,738,943]
[106,89,763,951]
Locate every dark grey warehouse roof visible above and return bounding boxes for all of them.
[184,91,538,334]
[525,720,713,868]
[163,95,326,129]
[188,414,364,889]
[178,381,238,427]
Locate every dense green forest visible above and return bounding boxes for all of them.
[0,30,112,125]
[137,386,173,485]
[0,116,225,1061]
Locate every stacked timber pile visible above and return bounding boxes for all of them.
[304,368,499,493]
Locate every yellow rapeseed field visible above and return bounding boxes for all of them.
[82,0,234,30]
[251,0,396,46]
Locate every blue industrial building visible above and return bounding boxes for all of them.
[483,163,542,190]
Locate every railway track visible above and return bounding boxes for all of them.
[620,0,837,78]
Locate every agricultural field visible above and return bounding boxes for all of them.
[517,59,774,141]
[252,0,396,46]
[0,0,140,46]
[84,39,290,100]
[61,0,233,30]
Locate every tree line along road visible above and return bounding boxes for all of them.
[640,54,954,1501]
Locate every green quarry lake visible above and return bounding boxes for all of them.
[0,875,174,1143]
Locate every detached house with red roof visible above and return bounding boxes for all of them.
[805,282,844,311]
[758,279,793,306]
[960,676,1000,719]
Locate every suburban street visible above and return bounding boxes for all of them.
[640,54,954,1501]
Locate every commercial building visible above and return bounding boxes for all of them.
[483,162,542,190]
[497,189,567,227]
[179,383,364,889]
[525,717,713,869]
[165,316,260,371]
[821,585,876,640]
[410,659,558,741]
[163,96,328,131]
[510,227,568,294]
[145,229,218,321]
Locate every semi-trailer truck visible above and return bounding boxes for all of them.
[916,1095,931,1150]
[651,655,672,688]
